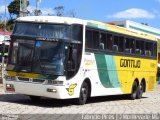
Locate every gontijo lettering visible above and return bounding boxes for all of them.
[120,59,141,68]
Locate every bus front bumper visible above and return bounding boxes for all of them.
[4,81,75,99]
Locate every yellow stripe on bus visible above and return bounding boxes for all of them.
[7,71,40,78]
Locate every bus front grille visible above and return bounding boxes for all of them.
[17,77,45,83]
[32,79,45,83]
[18,77,29,82]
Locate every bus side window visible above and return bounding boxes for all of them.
[125,38,130,53]
[140,41,145,55]
[85,30,92,48]
[135,40,141,55]
[113,35,119,52]
[106,34,113,50]
[130,39,135,54]
[99,32,106,50]
[92,31,99,49]
[145,42,152,56]
[125,38,135,54]
[119,36,124,52]
[153,42,157,57]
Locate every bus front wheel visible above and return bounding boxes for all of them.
[130,81,138,100]
[76,82,88,105]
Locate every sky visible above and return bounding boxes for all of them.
[0,0,160,29]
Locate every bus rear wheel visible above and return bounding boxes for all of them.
[76,82,88,105]
[130,81,138,100]
[136,82,144,99]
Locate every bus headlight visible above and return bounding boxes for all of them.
[6,84,15,92]
[5,76,16,81]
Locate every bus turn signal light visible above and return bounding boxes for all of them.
[47,88,57,93]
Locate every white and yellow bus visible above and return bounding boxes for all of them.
[4,16,157,105]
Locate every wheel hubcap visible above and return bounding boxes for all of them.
[81,87,87,100]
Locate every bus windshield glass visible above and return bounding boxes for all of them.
[7,22,83,75]
[13,22,70,39]
[8,40,65,75]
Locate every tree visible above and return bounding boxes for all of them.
[0,21,4,30]
[54,6,64,16]
[33,9,42,16]
[8,0,29,19]
[67,9,76,17]
[54,6,76,17]
[8,0,20,19]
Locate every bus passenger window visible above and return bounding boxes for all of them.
[93,31,99,49]
[99,33,106,50]
[135,40,141,54]
[125,38,130,53]
[145,42,153,56]
[140,41,145,55]
[106,34,113,50]
[125,38,135,54]
[85,30,92,48]
[113,36,119,52]
[119,37,124,52]
[153,43,157,57]
[130,39,135,54]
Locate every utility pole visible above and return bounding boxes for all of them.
[20,0,28,17]
[1,0,7,83]
[4,0,6,31]
[36,0,38,16]
[20,0,22,17]
[36,0,41,16]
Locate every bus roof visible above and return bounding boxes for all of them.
[16,16,86,25]
[16,16,157,41]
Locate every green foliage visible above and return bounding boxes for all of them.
[54,6,64,16]
[33,10,42,16]
[8,0,29,19]
[0,20,14,32]
[7,19,15,31]
[0,21,4,30]
[8,0,20,19]
[54,6,76,17]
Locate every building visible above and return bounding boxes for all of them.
[0,30,11,43]
[107,20,160,39]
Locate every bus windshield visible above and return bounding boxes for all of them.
[8,40,65,75]
[13,22,70,39]
[7,22,83,76]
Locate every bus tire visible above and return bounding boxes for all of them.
[130,81,138,100]
[76,82,88,105]
[136,82,144,99]
[29,96,41,101]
